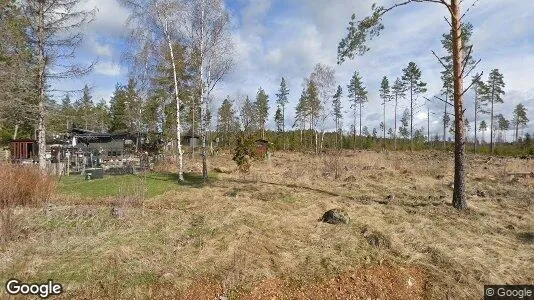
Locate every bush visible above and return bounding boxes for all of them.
[0,164,56,209]
[233,132,254,173]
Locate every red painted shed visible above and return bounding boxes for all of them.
[10,139,36,161]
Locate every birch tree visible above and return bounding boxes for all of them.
[184,0,233,181]
[309,63,336,152]
[123,0,187,181]
[338,0,481,209]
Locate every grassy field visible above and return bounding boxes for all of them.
[59,172,209,199]
[1,150,533,299]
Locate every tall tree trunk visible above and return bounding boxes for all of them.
[166,25,184,182]
[394,94,398,150]
[37,1,46,171]
[410,82,413,151]
[359,102,362,136]
[443,92,448,149]
[200,1,208,182]
[426,107,430,148]
[383,98,386,150]
[192,100,195,157]
[490,86,495,154]
[474,88,477,153]
[451,0,467,210]
[282,105,286,150]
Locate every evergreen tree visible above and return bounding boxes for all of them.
[379,76,392,147]
[472,73,489,152]
[399,109,410,139]
[240,95,255,132]
[496,114,510,143]
[513,103,529,143]
[332,85,343,148]
[77,85,94,130]
[362,126,370,137]
[347,71,367,140]
[275,77,289,136]
[401,62,427,150]
[294,88,308,145]
[479,120,487,143]
[94,99,110,132]
[391,78,406,150]
[274,106,283,133]
[484,69,505,153]
[217,97,238,147]
[109,84,128,132]
[254,87,269,138]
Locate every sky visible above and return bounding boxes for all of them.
[57,0,534,140]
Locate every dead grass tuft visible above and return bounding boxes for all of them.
[0,163,56,209]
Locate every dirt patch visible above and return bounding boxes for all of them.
[238,265,427,300]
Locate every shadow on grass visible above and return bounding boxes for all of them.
[517,232,534,244]
[142,172,215,188]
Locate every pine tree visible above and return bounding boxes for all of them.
[332,85,343,148]
[479,120,487,143]
[513,103,528,143]
[78,85,94,130]
[391,78,406,150]
[275,77,289,146]
[401,62,427,150]
[294,88,308,145]
[472,73,489,152]
[379,76,392,148]
[399,109,410,139]
[217,97,238,147]
[484,69,505,154]
[109,84,128,133]
[274,106,283,133]
[347,71,367,143]
[240,95,255,132]
[254,87,269,139]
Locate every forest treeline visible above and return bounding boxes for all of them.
[0,0,531,161]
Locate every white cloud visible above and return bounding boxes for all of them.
[94,61,122,76]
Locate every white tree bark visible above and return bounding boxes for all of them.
[165,21,184,182]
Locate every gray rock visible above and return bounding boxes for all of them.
[321,208,349,224]
[111,206,125,219]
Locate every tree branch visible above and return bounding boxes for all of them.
[431,50,448,69]
[460,45,473,77]
[463,59,481,79]
[461,71,484,96]
[460,0,481,21]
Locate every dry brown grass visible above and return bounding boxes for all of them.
[0,163,57,209]
[0,151,533,299]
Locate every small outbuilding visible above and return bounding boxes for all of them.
[254,139,269,158]
[10,139,37,162]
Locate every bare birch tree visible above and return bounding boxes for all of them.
[309,63,336,153]
[182,0,233,181]
[123,0,188,181]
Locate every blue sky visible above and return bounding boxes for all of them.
[57,0,534,139]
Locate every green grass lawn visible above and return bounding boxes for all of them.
[59,172,213,198]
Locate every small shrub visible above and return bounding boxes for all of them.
[0,164,56,209]
[232,132,254,173]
